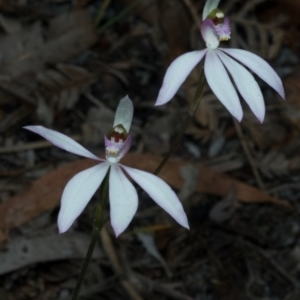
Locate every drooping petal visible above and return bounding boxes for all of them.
[155,50,207,106]
[201,19,220,49]
[217,50,265,122]
[109,164,138,237]
[204,50,243,121]
[121,165,189,229]
[58,162,110,233]
[105,135,132,163]
[113,95,134,133]
[220,48,285,99]
[24,126,101,161]
[202,0,221,20]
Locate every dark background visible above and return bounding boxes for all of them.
[0,0,300,299]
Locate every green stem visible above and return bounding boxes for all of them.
[71,172,110,300]
[95,0,111,26]
[98,0,141,33]
[70,224,100,300]
[154,64,205,175]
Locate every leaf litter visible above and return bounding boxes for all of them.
[0,0,300,299]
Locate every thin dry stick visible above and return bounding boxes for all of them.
[101,226,144,300]
[243,239,299,291]
[0,82,36,106]
[233,119,265,190]
[0,135,82,154]
[98,0,141,34]
[136,273,194,300]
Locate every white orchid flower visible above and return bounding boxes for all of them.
[24,96,189,237]
[156,0,285,122]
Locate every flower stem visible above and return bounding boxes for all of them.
[154,63,205,175]
[71,172,110,300]
[98,0,141,32]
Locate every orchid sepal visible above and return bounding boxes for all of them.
[203,0,221,20]
[113,95,133,133]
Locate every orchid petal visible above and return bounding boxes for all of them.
[109,164,138,237]
[24,126,101,161]
[156,50,207,106]
[217,51,265,122]
[113,95,134,133]
[121,165,189,229]
[202,0,221,20]
[205,50,243,121]
[220,48,285,99]
[58,162,110,233]
[201,19,220,49]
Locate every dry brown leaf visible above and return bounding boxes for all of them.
[36,64,96,111]
[36,94,54,126]
[82,105,115,146]
[74,0,94,8]
[143,114,182,155]
[121,0,191,62]
[137,232,172,277]
[256,151,288,177]
[283,74,300,124]
[179,165,199,202]
[288,156,300,171]
[0,159,95,230]
[0,233,102,275]
[0,10,97,79]
[0,105,32,133]
[124,154,288,206]
[0,229,8,246]
[0,153,289,231]
[209,190,238,223]
[244,116,289,151]
[0,13,22,33]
